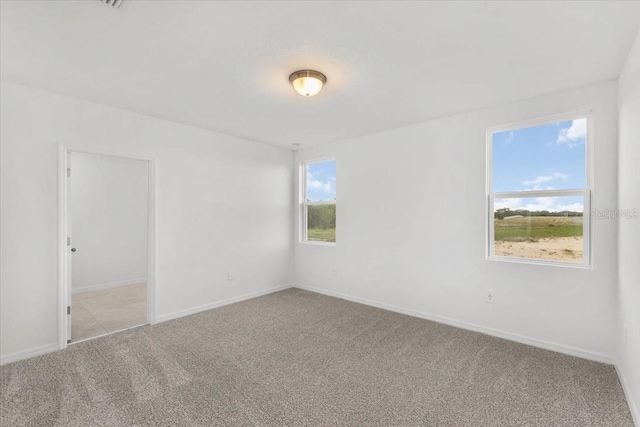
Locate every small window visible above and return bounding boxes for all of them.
[488,114,591,266]
[302,159,336,244]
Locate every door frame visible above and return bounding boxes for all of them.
[57,145,157,350]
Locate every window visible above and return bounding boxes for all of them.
[302,159,336,244]
[487,113,591,266]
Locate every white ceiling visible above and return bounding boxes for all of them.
[2,1,639,150]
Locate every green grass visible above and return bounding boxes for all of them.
[494,216,583,242]
[307,228,336,242]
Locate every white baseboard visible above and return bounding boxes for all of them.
[616,360,640,427]
[0,343,59,366]
[155,285,292,323]
[72,277,147,294]
[2,283,633,424]
[294,284,615,365]
[2,285,292,365]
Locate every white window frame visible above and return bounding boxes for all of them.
[486,111,593,268]
[300,158,336,246]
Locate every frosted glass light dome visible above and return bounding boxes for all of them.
[289,70,327,97]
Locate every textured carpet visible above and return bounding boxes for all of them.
[0,288,633,426]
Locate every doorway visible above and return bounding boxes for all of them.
[62,150,153,344]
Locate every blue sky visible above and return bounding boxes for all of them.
[306,160,336,202]
[492,118,586,212]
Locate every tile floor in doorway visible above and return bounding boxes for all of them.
[71,283,147,342]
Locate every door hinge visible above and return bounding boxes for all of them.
[67,168,71,177]
[67,237,71,246]
[67,306,71,315]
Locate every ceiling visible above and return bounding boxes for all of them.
[2,1,639,150]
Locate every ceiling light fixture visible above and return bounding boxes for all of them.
[289,70,327,97]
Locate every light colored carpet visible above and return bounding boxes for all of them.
[0,288,633,426]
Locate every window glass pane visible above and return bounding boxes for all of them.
[306,160,336,202]
[492,118,586,192]
[493,196,584,263]
[307,204,336,242]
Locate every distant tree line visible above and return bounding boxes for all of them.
[494,208,583,220]
[308,204,336,229]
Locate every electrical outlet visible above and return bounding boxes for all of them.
[485,289,495,304]
[228,271,234,281]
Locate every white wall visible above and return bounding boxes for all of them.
[617,29,640,424]
[71,152,148,292]
[294,80,619,362]
[0,82,293,362]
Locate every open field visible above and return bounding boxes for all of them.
[494,216,583,262]
[494,216,583,241]
[308,228,336,242]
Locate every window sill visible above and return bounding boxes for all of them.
[300,241,336,247]
[486,255,592,269]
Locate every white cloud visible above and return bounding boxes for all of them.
[557,203,584,212]
[494,198,525,210]
[525,185,556,191]
[494,197,583,213]
[557,118,586,147]
[505,131,515,144]
[306,171,333,194]
[522,172,568,187]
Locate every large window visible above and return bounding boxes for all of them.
[487,113,591,266]
[302,159,336,244]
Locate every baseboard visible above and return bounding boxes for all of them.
[616,359,640,427]
[72,277,147,294]
[156,285,292,323]
[294,284,615,365]
[1,285,291,366]
[0,343,59,366]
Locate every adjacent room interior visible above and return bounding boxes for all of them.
[1,1,639,426]
[68,152,149,342]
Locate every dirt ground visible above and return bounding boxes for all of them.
[494,236,583,262]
